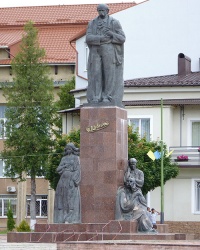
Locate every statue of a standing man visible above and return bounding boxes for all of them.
[86,4,125,107]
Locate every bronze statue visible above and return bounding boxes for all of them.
[54,143,81,223]
[115,158,155,232]
[86,4,125,107]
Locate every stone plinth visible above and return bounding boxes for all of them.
[33,221,138,234]
[8,221,178,243]
[80,107,128,223]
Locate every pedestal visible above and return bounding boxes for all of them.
[80,106,128,223]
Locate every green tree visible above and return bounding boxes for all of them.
[7,201,15,231]
[56,76,75,110]
[46,129,80,190]
[53,77,75,137]
[47,126,179,194]
[128,126,179,194]
[2,21,56,229]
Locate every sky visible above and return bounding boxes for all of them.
[0,0,144,8]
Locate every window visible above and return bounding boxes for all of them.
[192,121,200,146]
[0,160,5,177]
[54,65,58,75]
[192,180,200,214]
[26,195,48,217]
[0,195,17,217]
[0,106,6,139]
[129,117,151,141]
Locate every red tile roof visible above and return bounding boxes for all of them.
[0,3,136,26]
[0,29,24,46]
[0,26,85,64]
[38,26,85,64]
[0,3,137,65]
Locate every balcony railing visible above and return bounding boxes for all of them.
[169,146,200,167]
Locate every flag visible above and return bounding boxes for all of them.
[166,150,174,157]
[147,150,155,161]
[154,150,161,159]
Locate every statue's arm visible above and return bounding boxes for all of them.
[86,21,101,45]
[135,171,144,188]
[111,20,126,44]
[120,190,134,212]
[72,157,81,186]
[56,158,65,174]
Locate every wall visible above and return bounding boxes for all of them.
[126,105,174,147]
[150,168,200,221]
[166,221,200,239]
[49,65,74,82]
[0,68,13,82]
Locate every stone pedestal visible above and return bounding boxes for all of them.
[80,106,128,223]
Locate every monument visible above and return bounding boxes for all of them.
[7,4,179,243]
[80,3,128,223]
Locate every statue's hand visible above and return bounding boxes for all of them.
[129,177,135,183]
[100,35,111,42]
[104,28,113,38]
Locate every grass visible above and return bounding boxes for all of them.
[0,229,8,234]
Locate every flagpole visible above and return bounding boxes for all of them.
[160,98,164,224]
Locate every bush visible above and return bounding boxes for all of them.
[7,203,15,231]
[16,220,31,232]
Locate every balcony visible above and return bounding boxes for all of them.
[169,146,200,168]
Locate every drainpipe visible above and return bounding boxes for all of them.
[180,105,185,146]
[180,106,182,146]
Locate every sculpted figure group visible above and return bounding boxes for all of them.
[115,158,156,232]
[54,6,154,232]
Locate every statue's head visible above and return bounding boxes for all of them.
[64,143,79,155]
[97,4,109,18]
[126,177,136,191]
[128,158,137,170]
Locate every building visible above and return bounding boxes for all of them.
[0,3,137,228]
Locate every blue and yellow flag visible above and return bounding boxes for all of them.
[147,150,156,161]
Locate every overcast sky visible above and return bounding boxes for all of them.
[0,0,144,8]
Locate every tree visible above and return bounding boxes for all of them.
[55,76,75,110]
[47,126,179,194]
[2,21,56,229]
[53,77,75,137]
[128,126,179,194]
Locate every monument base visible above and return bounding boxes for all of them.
[7,221,188,243]
[80,106,128,223]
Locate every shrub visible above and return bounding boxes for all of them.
[16,220,31,232]
[7,203,15,231]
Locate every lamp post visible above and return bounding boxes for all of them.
[160,98,164,224]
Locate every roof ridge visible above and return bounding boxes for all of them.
[0,3,136,9]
